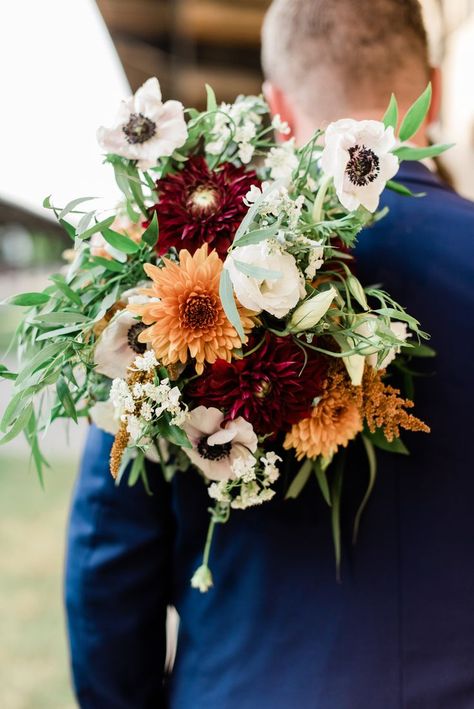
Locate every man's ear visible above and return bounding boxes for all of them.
[262,81,296,139]
[428,66,442,124]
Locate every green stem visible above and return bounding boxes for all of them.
[312,175,332,223]
[202,515,218,568]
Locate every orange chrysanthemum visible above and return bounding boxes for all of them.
[129,244,254,374]
[284,363,363,460]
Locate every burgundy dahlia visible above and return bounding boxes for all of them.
[149,156,259,258]
[186,333,328,436]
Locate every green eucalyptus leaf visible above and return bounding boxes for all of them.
[0,403,33,446]
[59,219,76,240]
[36,324,85,341]
[386,180,426,198]
[399,83,432,142]
[142,212,159,247]
[314,458,331,506]
[31,312,90,325]
[128,451,145,486]
[102,227,140,254]
[76,210,96,235]
[382,93,398,130]
[56,377,78,422]
[58,196,96,221]
[219,268,244,340]
[401,343,436,358]
[77,215,115,241]
[1,387,35,432]
[285,458,312,499]
[330,453,345,582]
[205,83,217,112]
[367,427,409,455]
[14,342,65,388]
[6,292,50,306]
[233,260,281,281]
[91,256,125,272]
[393,143,454,161]
[352,435,378,544]
[233,220,281,248]
[49,275,82,306]
[157,416,192,448]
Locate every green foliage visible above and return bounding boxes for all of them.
[393,143,454,161]
[382,93,398,130]
[219,268,244,340]
[398,83,432,141]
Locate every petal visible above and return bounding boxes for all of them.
[134,77,163,114]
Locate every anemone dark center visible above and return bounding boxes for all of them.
[127,321,148,353]
[180,294,218,330]
[122,113,156,144]
[345,144,380,186]
[187,185,218,215]
[197,437,232,461]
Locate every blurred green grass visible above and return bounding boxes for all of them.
[0,454,76,709]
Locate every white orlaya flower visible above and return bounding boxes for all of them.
[224,240,305,319]
[264,139,299,183]
[94,310,147,379]
[97,77,188,169]
[320,119,399,212]
[182,406,258,482]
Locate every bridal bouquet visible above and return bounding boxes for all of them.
[1,79,450,589]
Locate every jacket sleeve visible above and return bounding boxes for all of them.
[65,425,175,709]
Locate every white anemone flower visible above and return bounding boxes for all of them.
[182,406,258,482]
[97,77,188,169]
[321,119,399,212]
[94,310,147,379]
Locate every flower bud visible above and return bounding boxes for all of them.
[347,275,369,311]
[288,287,336,333]
[191,564,214,593]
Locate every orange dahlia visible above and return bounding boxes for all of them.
[128,244,254,374]
[284,362,363,460]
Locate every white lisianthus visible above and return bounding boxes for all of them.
[224,240,305,319]
[366,320,409,370]
[97,77,187,169]
[182,406,258,482]
[264,139,299,183]
[288,287,336,333]
[320,119,399,212]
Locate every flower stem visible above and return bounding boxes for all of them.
[202,515,217,568]
[312,175,332,223]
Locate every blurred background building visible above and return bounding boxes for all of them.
[0,1,472,706]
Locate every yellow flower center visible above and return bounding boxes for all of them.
[188,185,218,214]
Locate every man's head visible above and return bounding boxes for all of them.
[262,0,438,144]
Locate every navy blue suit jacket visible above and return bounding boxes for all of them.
[65,162,474,708]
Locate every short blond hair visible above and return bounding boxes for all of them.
[262,0,430,117]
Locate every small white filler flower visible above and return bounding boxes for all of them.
[320,119,399,212]
[97,77,188,169]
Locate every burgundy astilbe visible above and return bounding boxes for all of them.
[186,333,328,436]
[149,156,259,258]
